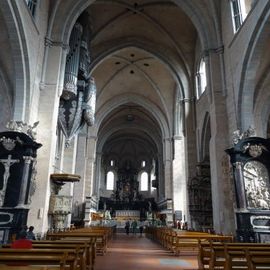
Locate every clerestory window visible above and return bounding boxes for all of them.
[25,0,37,17]
[196,58,207,99]
[230,0,252,32]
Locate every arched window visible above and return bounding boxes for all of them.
[140,172,148,191]
[106,171,114,190]
[141,160,146,168]
[196,58,207,99]
[230,0,256,32]
[110,160,114,166]
[25,0,38,17]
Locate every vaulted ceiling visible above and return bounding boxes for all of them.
[87,0,199,160]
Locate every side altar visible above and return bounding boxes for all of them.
[0,121,42,243]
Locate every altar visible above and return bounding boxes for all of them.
[115,210,140,228]
[115,210,140,220]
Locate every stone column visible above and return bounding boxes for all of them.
[84,135,97,197]
[27,41,68,234]
[73,134,87,205]
[157,154,164,200]
[94,152,102,197]
[163,138,173,200]
[207,48,235,234]
[172,136,188,221]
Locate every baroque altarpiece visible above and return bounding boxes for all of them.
[226,134,270,242]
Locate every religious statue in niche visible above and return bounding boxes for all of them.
[243,161,270,209]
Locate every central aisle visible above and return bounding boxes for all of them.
[95,233,198,270]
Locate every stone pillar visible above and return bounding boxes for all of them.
[27,41,68,234]
[73,134,87,205]
[157,154,164,200]
[207,48,235,234]
[84,135,97,197]
[94,152,102,197]
[172,136,188,222]
[164,138,172,200]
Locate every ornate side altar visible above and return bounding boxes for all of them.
[0,121,42,243]
[226,132,270,242]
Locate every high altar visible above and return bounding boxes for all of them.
[98,162,156,224]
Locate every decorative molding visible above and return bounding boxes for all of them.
[242,143,266,157]
[0,136,22,151]
[232,126,256,145]
[250,215,270,230]
[0,212,14,225]
[6,120,39,141]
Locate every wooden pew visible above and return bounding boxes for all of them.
[34,239,95,270]
[3,242,89,270]
[0,253,73,270]
[46,231,106,255]
[173,235,233,256]
[246,250,270,270]
[198,242,270,270]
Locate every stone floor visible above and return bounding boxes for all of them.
[95,233,198,270]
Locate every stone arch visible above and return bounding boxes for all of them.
[90,38,189,100]
[95,93,171,140]
[0,65,12,131]
[238,2,270,130]
[254,68,270,137]
[97,123,162,155]
[48,0,221,66]
[46,1,223,111]
[0,1,31,122]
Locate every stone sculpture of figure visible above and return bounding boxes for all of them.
[104,210,111,220]
[148,201,152,212]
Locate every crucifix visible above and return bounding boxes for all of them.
[0,154,20,206]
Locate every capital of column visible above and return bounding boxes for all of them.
[87,135,97,141]
[178,97,195,104]
[203,45,224,57]
[234,161,243,169]
[44,37,69,51]
[163,137,172,142]
[23,156,34,164]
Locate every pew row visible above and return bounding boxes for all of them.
[3,240,94,270]
[145,227,233,255]
[0,252,75,270]
[198,242,270,270]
